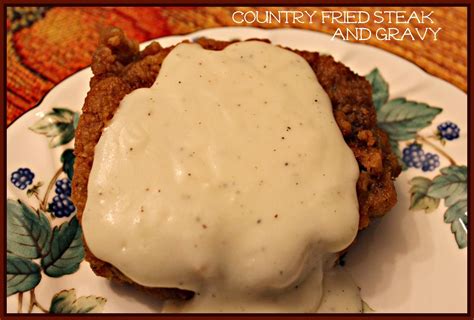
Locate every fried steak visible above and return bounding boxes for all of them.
[72,28,401,300]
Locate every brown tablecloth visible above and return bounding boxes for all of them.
[6,6,467,125]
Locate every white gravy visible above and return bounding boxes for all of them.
[82,41,361,312]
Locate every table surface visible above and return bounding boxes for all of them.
[6,6,467,125]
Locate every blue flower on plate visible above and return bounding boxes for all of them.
[48,193,75,218]
[402,144,440,172]
[437,121,460,141]
[402,144,425,169]
[421,153,440,172]
[55,178,72,197]
[10,168,35,190]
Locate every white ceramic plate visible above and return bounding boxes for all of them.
[6,27,467,314]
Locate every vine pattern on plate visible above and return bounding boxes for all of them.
[366,69,467,249]
[7,108,107,313]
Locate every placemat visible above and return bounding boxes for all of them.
[6,6,467,125]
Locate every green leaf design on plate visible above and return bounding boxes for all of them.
[7,254,42,296]
[389,139,407,171]
[29,108,78,148]
[365,68,389,111]
[73,112,80,130]
[450,218,467,249]
[41,216,84,277]
[376,98,442,141]
[445,200,468,224]
[7,199,51,259]
[409,177,440,213]
[444,200,467,249]
[427,165,467,206]
[50,288,106,313]
[61,149,75,180]
[423,166,468,249]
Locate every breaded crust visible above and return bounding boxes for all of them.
[72,28,401,301]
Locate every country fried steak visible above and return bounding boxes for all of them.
[72,28,401,301]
